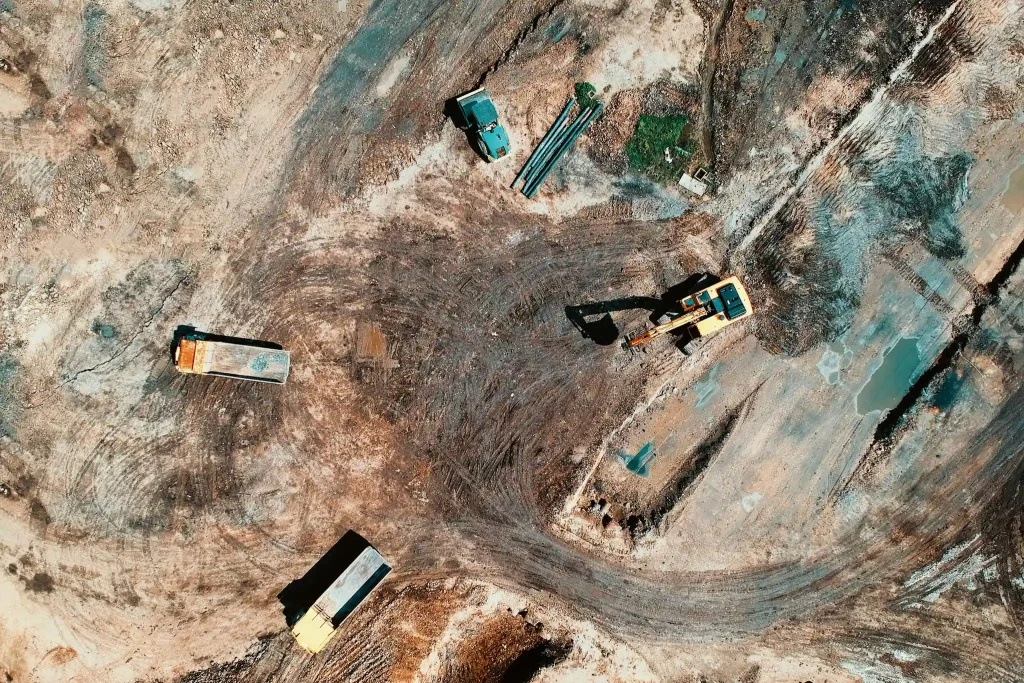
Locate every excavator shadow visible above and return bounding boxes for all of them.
[565,273,718,346]
[565,297,662,345]
[277,530,371,628]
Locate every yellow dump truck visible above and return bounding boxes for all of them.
[627,276,753,348]
[173,330,290,384]
[291,546,391,654]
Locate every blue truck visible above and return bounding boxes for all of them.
[454,88,510,162]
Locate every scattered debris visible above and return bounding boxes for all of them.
[353,321,399,371]
[678,166,709,196]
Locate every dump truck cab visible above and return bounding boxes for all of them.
[454,88,510,161]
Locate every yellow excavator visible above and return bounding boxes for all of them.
[626,276,754,348]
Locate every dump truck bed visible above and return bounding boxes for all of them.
[291,547,391,653]
[175,338,290,383]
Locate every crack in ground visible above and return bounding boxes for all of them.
[473,0,566,89]
[23,273,192,409]
[62,273,191,383]
[697,0,737,169]
[875,234,1024,443]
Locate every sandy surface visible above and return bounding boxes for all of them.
[2,0,1024,680]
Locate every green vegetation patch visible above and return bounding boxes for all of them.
[625,114,695,184]
[574,82,598,110]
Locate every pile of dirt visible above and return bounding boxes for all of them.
[174,637,273,683]
[438,610,571,683]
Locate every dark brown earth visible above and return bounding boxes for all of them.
[2,0,1023,681]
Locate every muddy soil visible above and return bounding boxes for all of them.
[2,0,1023,681]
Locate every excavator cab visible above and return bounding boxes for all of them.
[716,282,748,319]
[680,290,712,312]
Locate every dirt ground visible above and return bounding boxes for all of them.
[1,0,1023,681]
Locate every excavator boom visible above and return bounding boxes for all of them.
[627,310,703,348]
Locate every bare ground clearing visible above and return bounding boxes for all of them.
[1,0,1023,680]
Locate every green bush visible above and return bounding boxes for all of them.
[625,114,694,183]
[574,82,598,110]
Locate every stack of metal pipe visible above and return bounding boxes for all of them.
[511,96,605,199]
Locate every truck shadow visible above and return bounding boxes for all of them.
[168,325,285,364]
[277,530,371,628]
[443,95,490,163]
[565,273,718,346]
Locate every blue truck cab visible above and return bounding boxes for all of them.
[454,88,510,162]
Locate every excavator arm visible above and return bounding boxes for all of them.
[627,309,704,348]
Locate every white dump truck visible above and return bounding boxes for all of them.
[173,330,290,384]
[290,546,392,654]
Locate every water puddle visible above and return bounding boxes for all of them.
[91,322,116,339]
[617,441,655,477]
[1002,159,1024,215]
[546,15,573,43]
[817,339,853,385]
[693,363,723,409]
[835,0,858,20]
[856,337,921,415]
[931,368,965,412]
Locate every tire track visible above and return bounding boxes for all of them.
[737,0,963,253]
